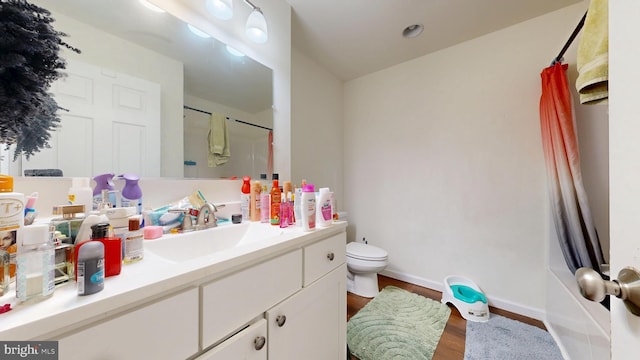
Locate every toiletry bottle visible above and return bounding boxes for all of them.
[68,177,93,215]
[91,223,122,277]
[240,176,251,222]
[259,173,268,188]
[16,224,55,303]
[294,179,306,228]
[301,184,316,231]
[0,174,25,282]
[270,174,281,226]
[316,187,333,228]
[250,180,262,221]
[92,173,115,210]
[52,230,74,286]
[123,217,143,264]
[283,181,292,198]
[77,241,104,296]
[0,249,8,296]
[119,173,143,214]
[279,193,290,228]
[260,185,270,223]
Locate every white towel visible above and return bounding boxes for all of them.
[207,112,230,167]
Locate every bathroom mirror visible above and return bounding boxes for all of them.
[2,0,273,179]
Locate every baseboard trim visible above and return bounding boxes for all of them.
[380,269,545,321]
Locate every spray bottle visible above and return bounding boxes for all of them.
[92,173,115,211]
[240,176,251,222]
[119,173,143,214]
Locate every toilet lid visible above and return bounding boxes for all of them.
[346,242,388,261]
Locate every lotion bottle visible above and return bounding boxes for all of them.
[301,184,316,232]
[250,180,262,221]
[123,217,143,263]
[260,185,270,223]
[316,187,333,228]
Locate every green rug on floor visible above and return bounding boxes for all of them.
[347,286,451,360]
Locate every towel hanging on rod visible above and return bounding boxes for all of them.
[183,105,273,131]
[551,11,587,66]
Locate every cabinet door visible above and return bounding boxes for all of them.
[58,288,199,360]
[196,319,267,360]
[267,264,346,360]
[201,250,302,349]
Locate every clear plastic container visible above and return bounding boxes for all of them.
[16,224,55,302]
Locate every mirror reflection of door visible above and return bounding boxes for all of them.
[21,59,161,177]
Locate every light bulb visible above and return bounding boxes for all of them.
[207,0,233,20]
[245,9,268,44]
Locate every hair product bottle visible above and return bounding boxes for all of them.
[301,184,316,232]
[240,176,251,222]
[250,180,262,221]
[260,186,270,223]
[270,174,281,226]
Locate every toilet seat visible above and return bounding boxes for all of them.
[346,242,388,261]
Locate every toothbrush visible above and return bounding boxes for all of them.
[24,192,38,215]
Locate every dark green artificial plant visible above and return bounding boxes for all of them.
[0,0,80,159]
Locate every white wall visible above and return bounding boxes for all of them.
[291,49,345,208]
[342,3,591,318]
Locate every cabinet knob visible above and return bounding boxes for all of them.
[254,336,266,350]
[327,252,335,261]
[275,314,287,327]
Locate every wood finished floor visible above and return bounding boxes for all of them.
[347,275,546,360]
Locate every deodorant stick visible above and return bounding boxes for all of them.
[77,241,104,296]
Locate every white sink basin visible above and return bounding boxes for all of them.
[145,222,287,263]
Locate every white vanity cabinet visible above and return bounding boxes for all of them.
[57,287,199,360]
[196,319,267,360]
[267,264,347,360]
[204,231,347,360]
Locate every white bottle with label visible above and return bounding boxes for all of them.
[0,175,24,281]
[301,184,316,232]
[16,224,55,302]
[316,187,333,228]
[68,177,93,215]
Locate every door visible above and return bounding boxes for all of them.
[22,58,161,177]
[609,2,640,359]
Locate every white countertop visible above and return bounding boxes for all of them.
[0,221,347,340]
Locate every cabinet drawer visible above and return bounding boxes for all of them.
[58,288,199,360]
[304,232,346,286]
[201,249,302,349]
[196,319,267,360]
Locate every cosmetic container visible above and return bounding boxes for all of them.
[0,174,24,281]
[301,184,316,232]
[270,174,281,226]
[240,176,251,222]
[316,188,333,228]
[123,217,143,264]
[0,249,8,295]
[260,186,270,223]
[16,224,55,303]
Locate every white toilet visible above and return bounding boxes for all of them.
[346,242,388,298]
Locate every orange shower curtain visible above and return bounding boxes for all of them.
[539,62,604,274]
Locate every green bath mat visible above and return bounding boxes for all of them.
[347,286,451,360]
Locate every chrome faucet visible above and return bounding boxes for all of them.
[196,202,218,229]
[168,208,194,232]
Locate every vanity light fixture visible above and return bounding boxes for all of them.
[226,45,245,57]
[243,0,268,44]
[187,24,212,38]
[138,0,166,13]
[207,0,233,20]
